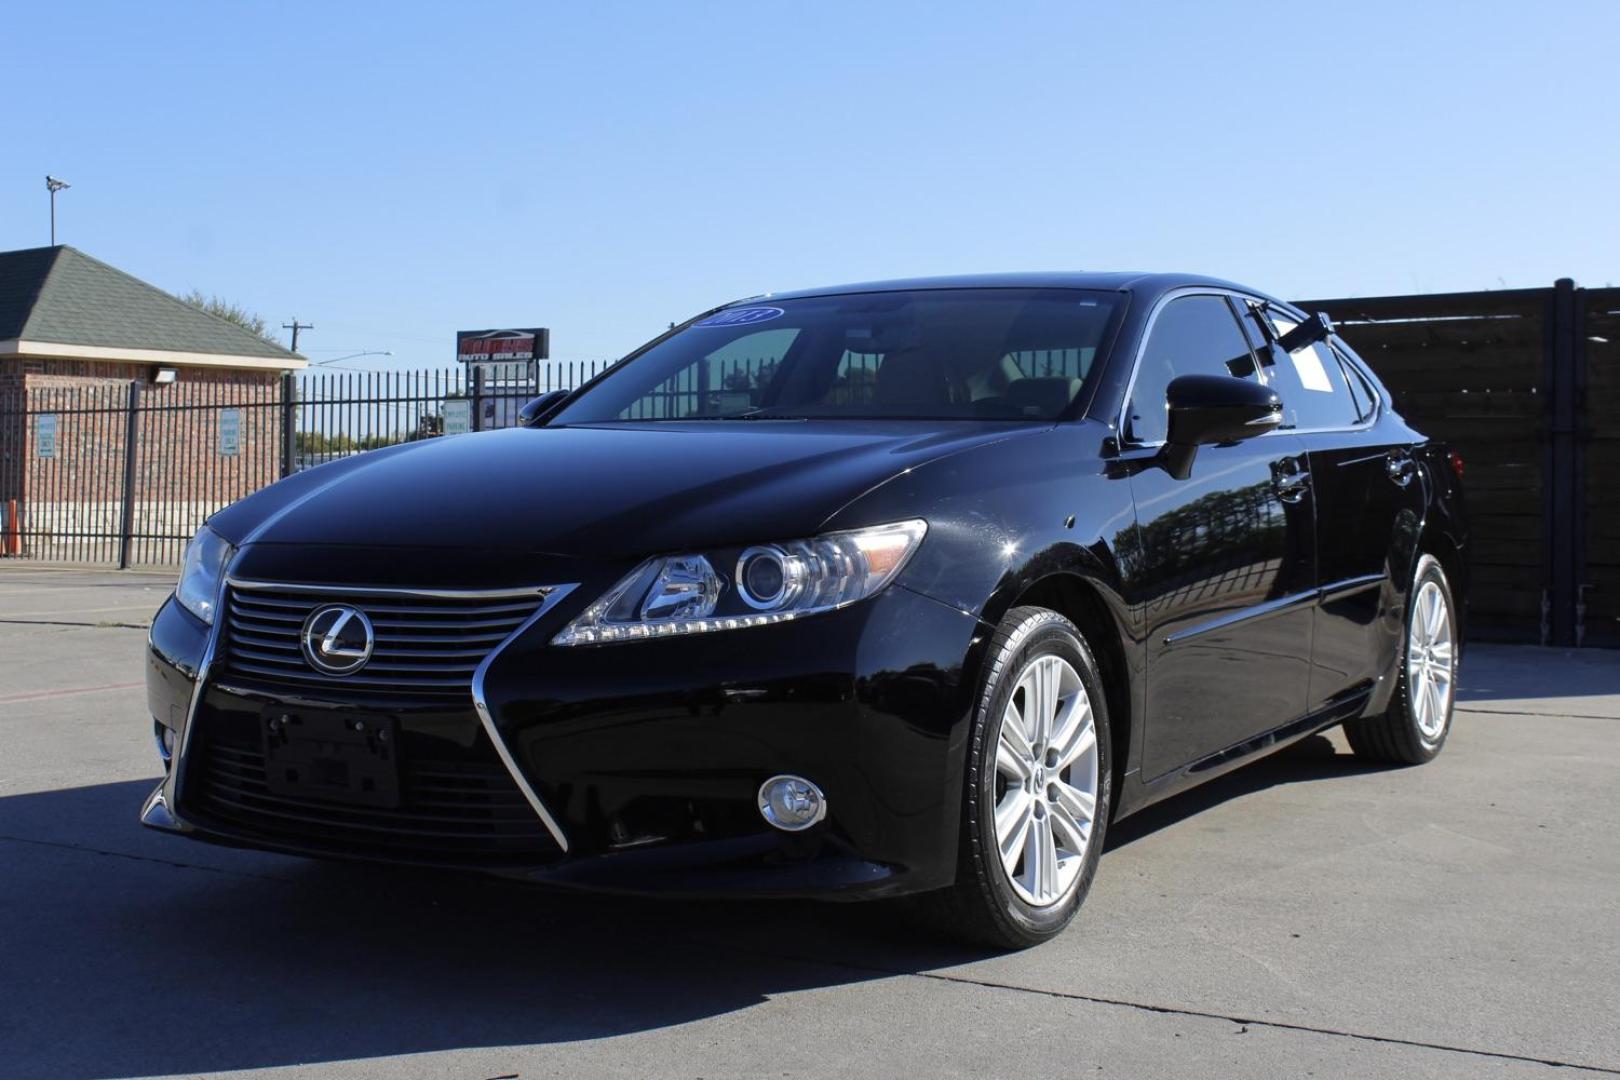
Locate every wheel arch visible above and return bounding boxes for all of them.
[1418,525,1468,646]
[998,572,1133,820]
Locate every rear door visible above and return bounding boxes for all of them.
[1239,302,1426,710]
[1122,292,1318,780]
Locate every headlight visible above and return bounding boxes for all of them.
[175,526,234,624]
[552,519,927,646]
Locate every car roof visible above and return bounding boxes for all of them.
[744,271,1273,306]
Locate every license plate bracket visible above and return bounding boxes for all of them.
[261,708,401,808]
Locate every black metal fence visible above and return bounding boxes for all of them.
[3,285,1615,647]
[0,362,612,568]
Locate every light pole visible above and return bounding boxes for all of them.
[45,176,70,245]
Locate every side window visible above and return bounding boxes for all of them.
[1249,307,1359,430]
[619,328,798,419]
[1336,347,1379,422]
[1127,295,1259,444]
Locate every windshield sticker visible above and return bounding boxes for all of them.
[695,306,785,328]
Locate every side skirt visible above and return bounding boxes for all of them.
[1113,690,1372,821]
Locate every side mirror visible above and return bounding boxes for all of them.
[518,389,571,428]
[1160,375,1282,480]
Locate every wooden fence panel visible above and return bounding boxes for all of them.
[1582,289,1620,645]
[1303,293,1547,643]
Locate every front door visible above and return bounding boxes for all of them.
[1119,293,1318,780]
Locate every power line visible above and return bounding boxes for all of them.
[314,356,393,374]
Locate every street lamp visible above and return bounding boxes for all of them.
[45,176,70,245]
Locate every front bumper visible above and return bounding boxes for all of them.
[143,578,986,900]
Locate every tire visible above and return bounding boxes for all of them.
[924,606,1112,949]
[1345,553,1459,765]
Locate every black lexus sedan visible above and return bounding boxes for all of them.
[142,273,1467,947]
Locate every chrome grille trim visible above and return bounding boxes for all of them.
[221,583,554,694]
[226,579,556,600]
[216,576,577,853]
[167,559,234,811]
[472,585,576,853]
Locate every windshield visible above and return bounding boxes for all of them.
[551,288,1125,424]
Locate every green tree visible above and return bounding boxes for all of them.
[180,290,281,346]
[294,431,356,455]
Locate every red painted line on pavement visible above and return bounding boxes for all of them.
[0,681,144,705]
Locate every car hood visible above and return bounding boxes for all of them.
[212,419,1039,562]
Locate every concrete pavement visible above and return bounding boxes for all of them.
[1,567,1617,1079]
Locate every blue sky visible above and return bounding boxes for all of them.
[5,1,1616,370]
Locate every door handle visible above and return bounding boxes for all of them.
[1385,451,1416,487]
[1272,460,1311,503]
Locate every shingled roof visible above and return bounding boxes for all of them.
[0,246,303,368]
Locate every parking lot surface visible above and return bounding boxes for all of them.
[2,566,1617,1079]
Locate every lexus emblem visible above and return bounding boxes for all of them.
[300,604,375,676]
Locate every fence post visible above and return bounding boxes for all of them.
[471,366,486,432]
[117,379,142,570]
[1543,278,1582,646]
[1573,287,1590,646]
[280,371,297,478]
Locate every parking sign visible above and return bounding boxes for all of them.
[219,408,241,456]
[442,399,471,436]
[36,414,58,458]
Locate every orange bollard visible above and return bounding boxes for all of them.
[4,498,18,556]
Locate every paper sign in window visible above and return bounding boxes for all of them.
[1290,344,1335,392]
[1270,316,1335,393]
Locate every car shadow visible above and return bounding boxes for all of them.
[0,778,986,1079]
[4,739,1382,1078]
[1105,733,1387,849]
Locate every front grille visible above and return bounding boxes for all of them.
[219,585,553,699]
[186,727,563,864]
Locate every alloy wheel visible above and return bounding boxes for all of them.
[993,653,1100,907]
[1407,579,1455,741]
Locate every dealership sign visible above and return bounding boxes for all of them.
[456,328,550,382]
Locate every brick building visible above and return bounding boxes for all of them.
[0,245,305,563]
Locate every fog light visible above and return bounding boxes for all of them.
[758,774,826,831]
[153,720,174,767]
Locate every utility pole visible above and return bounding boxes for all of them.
[282,319,313,354]
[45,176,70,244]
